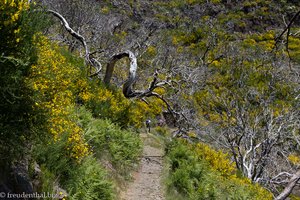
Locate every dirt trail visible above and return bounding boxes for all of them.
[121,133,165,200]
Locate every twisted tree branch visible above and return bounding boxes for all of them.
[48,9,186,130]
[48,9,102,77]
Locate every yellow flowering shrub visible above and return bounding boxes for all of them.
[193,142,235,177]
[145,45,157,57]
[26,36,89,160]
[0,0,29,55]
[242,31,275,52]
[83,83,166,128]
[167,139,273,199]
[289,36,300,63]
[1,0,29,26]
[288,154,300,166]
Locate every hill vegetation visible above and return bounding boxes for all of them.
[1,0,300,199]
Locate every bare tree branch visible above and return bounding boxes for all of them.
[275,10,300,44]
[275,169,300,200]
[48,10,89,56]
[48,9,102,77]
[48,9,185,128]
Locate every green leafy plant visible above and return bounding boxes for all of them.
[0,0,49,164]
[77,106,142,177]
[66,156,114,200]
[165,140,272,200]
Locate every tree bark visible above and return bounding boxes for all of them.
[103,50,141,98]
[275,169,300,200]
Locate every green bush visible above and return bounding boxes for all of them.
[166,141,218,199]
[66,156,114,200]
[35,166,57,200]
[165,140,272,200]
[33,133,75,181]
[33,125,114,200]
[155,126,169,136]
[0,1,49,164]
[77,106,142,177]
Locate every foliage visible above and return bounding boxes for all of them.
[82,81,165,128]
[193,143,235,177]
[33,133,76,181]
[0,56,35,162]
[166,140,272,200]
[34,105,141,198]
[35,166,57,200]
[14,9,145,198]
[25,35,118,199]
[193,31,298,183]
[26,36,90,160]
[34,135,114,200]
[154,126,169,136]
[0,0,48,163]
[288,154,300,166]
[0,0,49,58]
[77,106,142,177]
[66,156,114,200]
[2,0,300,198]
[195,55,294,127]
[1,0,29,56]
[288,36,300,63]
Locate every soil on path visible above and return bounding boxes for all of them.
[121,133,165,200]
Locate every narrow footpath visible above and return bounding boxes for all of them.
[121,133,165,200]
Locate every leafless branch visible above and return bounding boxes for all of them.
[275,10,300,44]
[48,9,102,77]
[275,170,300,200]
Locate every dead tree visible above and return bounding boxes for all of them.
[275,170,300,200]
[48,9,187,128]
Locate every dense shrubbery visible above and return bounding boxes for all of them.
[82,81,165,128]
[166,140,272,200]
[26,36,90,160]
[2,0,299,199]
[66,156,114,200]
[34,135,115,200]
[25,36,144,198]
[33,106,141,199]
[0,3,145,197]
[23,37,114,199]
[77,106,142,178]
[0,0,48,163]
[34,136,114,200]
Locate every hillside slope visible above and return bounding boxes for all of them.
[1,0,300,199]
